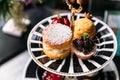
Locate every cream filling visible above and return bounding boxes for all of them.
[75,51,94,57]
[43,44,70,54]
[71,46,96,57]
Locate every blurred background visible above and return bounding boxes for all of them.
[0,0,120,80]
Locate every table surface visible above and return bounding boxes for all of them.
[0,50,30,80]
[0,3,53,65]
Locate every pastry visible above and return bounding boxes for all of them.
[73,13,96,39]
[42,23,72,60]
[72,33,96,60]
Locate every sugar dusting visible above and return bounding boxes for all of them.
[43,23,72,45]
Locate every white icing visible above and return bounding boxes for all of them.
[43,23,72,45]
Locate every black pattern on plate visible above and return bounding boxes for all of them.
[60,55,71,73]
[105,44,114,48]
[48,59,63,70]
[31,43,39,48]
[82,60,97,70]
[24,60,118,80]
[38,56,51,64]
[97,51,112,57]
[96,23,103,31]
[98,28,110,35]
[95,33,102,39]
[73,54,83,72]
[35,27,43,33]
[104,36,113,41]
[27,13,117,76]
[32,51,43,57]
[42,21,49,26]
[61,15,68,18]
[31,34,41,40]
[91,19,95,22]
[99,45,105,49]
[90,56,107,65]
[79,16,84,18]
[25,60,38,78]
[74,15,78,20]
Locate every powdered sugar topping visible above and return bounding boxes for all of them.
[43,23,72,45]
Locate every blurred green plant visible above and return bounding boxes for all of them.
[0,0,13,19]
[38,0,46,4]
[0,0,47,19]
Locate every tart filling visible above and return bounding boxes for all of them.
[73,34,96,59]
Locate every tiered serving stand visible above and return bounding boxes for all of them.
[27,13,118,79]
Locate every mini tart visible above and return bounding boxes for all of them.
[72,34,96,60]
[72,45,96,60]
[74,18,96,39]
[42,23,72,60]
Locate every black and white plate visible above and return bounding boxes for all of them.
[27,13,117,76]
[23,59,119,80]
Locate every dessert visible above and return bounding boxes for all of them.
[42,71,62,80]
[73,13,96,39]
[42,23,72,60]
[52,15,70,26]
[73,33,96,60]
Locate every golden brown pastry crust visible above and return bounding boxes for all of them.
[42,23,72,60]
[74,18,96,39]
[43,45,71,60]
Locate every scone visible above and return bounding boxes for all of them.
[42,23,72,60]
[74,18,96,39]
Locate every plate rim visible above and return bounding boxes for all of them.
[23,59,119,80]
[27,13,117,76]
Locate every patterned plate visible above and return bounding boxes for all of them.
[27,13,117,76]
[23,59,119,80]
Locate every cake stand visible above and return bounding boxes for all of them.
[27,13,117,77]
[23,59,119,80]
